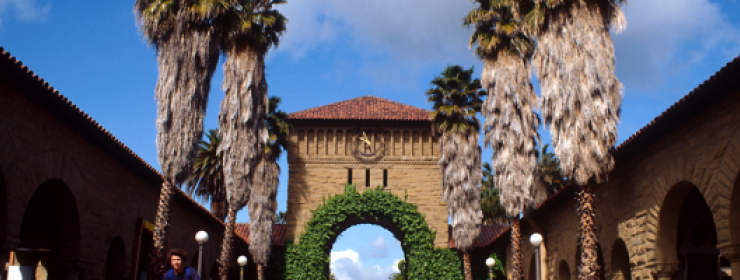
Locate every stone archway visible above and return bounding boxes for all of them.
[610,238,630,280]
[105,236,126,280]
[657,183,719,279]
[558,260,570,280]
[17,179,81,279]
[286,185,462,280]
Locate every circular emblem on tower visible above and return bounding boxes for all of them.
[352,127,385,162]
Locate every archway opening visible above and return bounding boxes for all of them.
[675,187,719,279]
[328,222,405,280]
[610,238,630,280]
[558,260,570,280]
[105,237,126,280]
[18,179,81,280]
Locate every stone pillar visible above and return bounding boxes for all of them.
[720,244,740,280]
[648,263,678,280]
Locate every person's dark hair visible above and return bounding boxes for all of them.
[167,248,188,264]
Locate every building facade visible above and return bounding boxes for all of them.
[496,55,740,280]
[0,47,251,280]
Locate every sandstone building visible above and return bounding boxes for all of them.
[0,47,255,280]
[488,54,740,280]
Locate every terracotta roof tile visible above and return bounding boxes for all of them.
[449,224,510,249]
[288,95,431,121]
[0,46,247,244]
[234,224,288,247]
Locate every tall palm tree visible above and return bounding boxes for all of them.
[248,96,290,280]
[186,129,227,221]
[465,1,539,279]
[215,1,286,279]
[535,144,565,195]
[426,65,485,280]
[528,0,626,278]
[479,162,508,225]
[134,1,226,277]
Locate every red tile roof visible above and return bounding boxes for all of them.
[288,96,431,121]
[234,224,288,247]
[0,46,247,243]
[449,224,510,249]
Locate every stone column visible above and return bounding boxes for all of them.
[648,263,678,280]
[720,244,740,280]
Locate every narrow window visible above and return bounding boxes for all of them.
[348,169,352,185]
[383,169,388,187]
[366,169,370,187]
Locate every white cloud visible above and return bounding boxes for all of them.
[0,0,51,27]
[392,259,403,273]
[613,0,740,91]
[274,0,481,88]
[330,249,399,280]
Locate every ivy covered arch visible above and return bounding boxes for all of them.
[286,185,463,279]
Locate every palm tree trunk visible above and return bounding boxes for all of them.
[219,207,237,280]
[257,264,264,280]
[511,218,523,280]
[211,197,227,221]
[463,251,473,280]
[149,181,174,280]
[577,184,600,280]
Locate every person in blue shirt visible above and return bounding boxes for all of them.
[162,249,200,280]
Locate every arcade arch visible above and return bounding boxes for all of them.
[105,236,126,280]
[610,238,630,280]
[657,183,719,278]
[558,260,570,280]
[17,179,81,279]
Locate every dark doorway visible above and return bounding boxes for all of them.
[105,237,126,280]
[675,188,719,280]
[18,179,81,280]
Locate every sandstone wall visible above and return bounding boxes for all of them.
[285,122,450,247]
[508,84,740,280]
[0,76,246,279]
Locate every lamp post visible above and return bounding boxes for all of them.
[530,233,543,280]
[195,231,209,279]
[485,257,496,280]
[237,255,248,280]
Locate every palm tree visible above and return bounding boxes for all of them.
[528,0,626,278]
[134,1,226,277]
[465,1,539,279]
[536,144,565,195]
[426,65,485,280]
[479,163,508,225]
[247,96,290,280]
[274,211,287,224]
[215,2,286,276]
[186,129,227,221]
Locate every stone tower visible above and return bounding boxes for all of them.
[285,96,449,247]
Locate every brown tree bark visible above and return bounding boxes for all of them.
[149,181,174,280]
[463,251,473,280]
[257,264,264,280]
[211,198,227,221]
[578,184,600,280]
[219,207,237,280]
[511,218,523,280]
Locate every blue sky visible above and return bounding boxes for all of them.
[1,0,739,279]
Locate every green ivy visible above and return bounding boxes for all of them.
[285,185,463,280]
